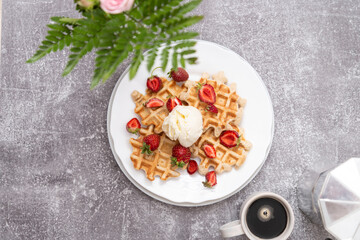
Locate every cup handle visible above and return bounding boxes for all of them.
[220,220,245,238]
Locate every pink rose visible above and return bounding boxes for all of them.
[100,0,134,14]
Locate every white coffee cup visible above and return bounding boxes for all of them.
[220,192,295,240]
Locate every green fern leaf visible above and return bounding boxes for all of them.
[102,45,132,82]
[62,41,93,76]
[146,47,158,72]
[181,49,196,55]
[166,16,203,33]
[26,20,72,63]
[172,51,178,69]
[169,32,198,41]
[173,0,202,16]
[175,41,196,49]
[180,55,186,68]
[161,46,170,71]
[129,49,144,79]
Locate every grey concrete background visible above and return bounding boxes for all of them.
[1,0,359,239]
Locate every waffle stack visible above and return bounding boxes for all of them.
[129,72,251,181]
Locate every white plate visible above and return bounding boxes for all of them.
[107,40,274,206]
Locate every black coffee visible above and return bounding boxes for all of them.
[246,197,288,239]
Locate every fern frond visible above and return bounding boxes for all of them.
[146,47,158,72]
[161,46,170,71]
[129,49,145,79]
[26,20,72,63]
[27,0,203,88]
[62,9,107,76]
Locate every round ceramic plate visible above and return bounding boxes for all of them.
[107,40,274,207]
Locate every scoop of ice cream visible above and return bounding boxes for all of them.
[162,105,203,147]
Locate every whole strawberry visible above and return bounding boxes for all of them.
[171,144,191,167]
[169,67,189,82]
[141,134,160,155]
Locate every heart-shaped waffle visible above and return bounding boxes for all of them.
[129,125,180,181]
[191,125,252,175]
[131,77,186,134]
[179,72,246,137]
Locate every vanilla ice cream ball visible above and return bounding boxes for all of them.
[162,105,203,147]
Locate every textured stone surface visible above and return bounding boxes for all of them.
[1,0,360,239]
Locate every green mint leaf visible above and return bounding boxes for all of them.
[141,142,153,155]
[171,157,178,166]
[177,161,185,168]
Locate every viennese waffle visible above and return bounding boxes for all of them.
[179,72,247,137]
[131,77,185,134]
[129,125,180,181]
[129,71,251,180]
[191,125,252,175]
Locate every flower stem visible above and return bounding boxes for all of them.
[123,12,147,29]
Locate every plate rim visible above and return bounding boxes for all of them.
[107,39,275,207]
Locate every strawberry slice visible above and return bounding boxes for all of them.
[166,96,182,112]
[147,75,162,92]
[126,118,141,134]
[203,144,216,158]
[141,134,160,155]
[198,84,216,104]
[219,130,240,148]
[145,98,164,108]
[169,67,189,82]
[203,171,217,188]
[187,160,198,175]
[171,144,191,167]
[206,104,218,114]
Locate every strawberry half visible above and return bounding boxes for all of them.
[187,160,198,175]
[126,118,141,134]
[203,171,217,188]
[206,104,218,114]
[147,75,162,92]
[169,67,189,82]
[219,130,240,148]
[203,144,216,158]
[171,144,191,167]
[198,84,216,104]
[145,98,164,108]
[141,134,160,155]
[166,96,182,112]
